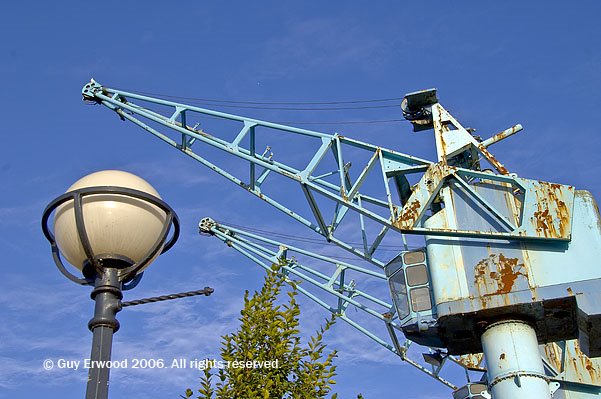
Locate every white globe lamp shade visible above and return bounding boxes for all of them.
[53,170,168,272]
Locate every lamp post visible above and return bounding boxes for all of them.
[41,170,181,399]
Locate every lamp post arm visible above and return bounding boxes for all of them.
[121,287,214,307]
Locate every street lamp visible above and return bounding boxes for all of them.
[41,170,180,399]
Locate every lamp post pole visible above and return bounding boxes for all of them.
[86,267,122,399]
[43,170,214,399]
[42,170,184,399]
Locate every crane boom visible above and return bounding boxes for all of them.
[199,216,476,390]
[82,80,575,270]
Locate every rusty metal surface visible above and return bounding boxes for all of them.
[522,190,600,287]
[544,342,564,373]
[480,124,523,148]
[456,353,486,371]
[392,160,575,241]
[476,144,509,175]
[474,253,529,296]
[424,187,600,356]
[542,340,601,387]
[395,163,451,229]
[431,102,511,174]
[427,176,577,307]
[432,103,475,162]
[529,181,574,239]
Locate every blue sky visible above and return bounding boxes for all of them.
[1,1,601,398]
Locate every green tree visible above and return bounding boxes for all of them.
[183,265,338,399]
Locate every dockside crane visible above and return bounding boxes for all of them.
[82,80,601,399]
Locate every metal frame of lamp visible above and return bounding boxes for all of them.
[42,185,180,286]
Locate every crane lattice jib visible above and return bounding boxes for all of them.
[199,216,477,390]
[82,81,575,270]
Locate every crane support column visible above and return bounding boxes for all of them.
[481,320,550,399]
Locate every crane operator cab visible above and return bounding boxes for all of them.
[385,249,442,347]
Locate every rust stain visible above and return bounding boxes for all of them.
[503,183,522,226]
[340,187,348,201]
[477,145,509,175]
[182,124,212,139]
[556,200,569,237]
[398,199,421,227]
[532,181,573,238]
[474,253,528,299]
[573,341,601,383]
[488,132,504,144]
[439,131,448,162]
[497,254,523,292]
[543,343,563,372]
[394,163,453,228]
[546,182,571,237]
[521,249,536,300]
[281,170,301,182]
[533,208,556,238]
[457,353,486,371]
